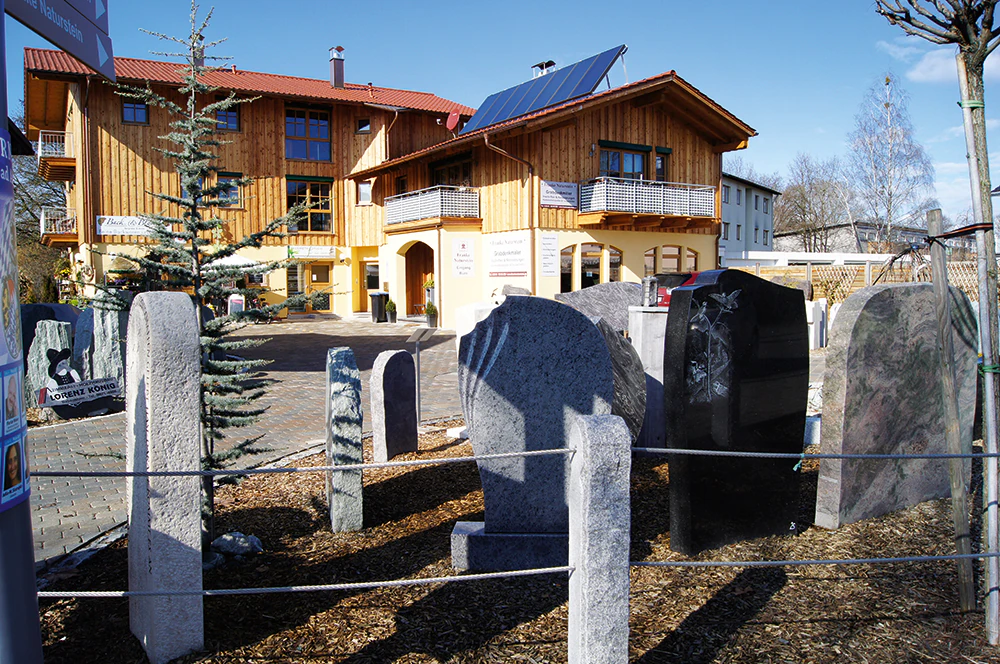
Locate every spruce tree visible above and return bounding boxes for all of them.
[120,3,310,548]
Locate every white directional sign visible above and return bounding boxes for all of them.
[65,0,108,35]
[6,0,115,82]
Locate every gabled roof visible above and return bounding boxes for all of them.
[722,171,782,196]
[24,48,475,116]
[349,70,756,180]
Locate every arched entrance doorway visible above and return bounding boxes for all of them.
[405,241,434,315]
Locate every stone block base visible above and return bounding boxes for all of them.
[450,521,567,571]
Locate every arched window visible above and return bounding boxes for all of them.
[661,245,681,273]
[686,248,699,271]
[560,245,575,293]
[581,243,602,288]
[644,247,657,276]
[609,246,623,282]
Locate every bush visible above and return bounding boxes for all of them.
[425,301,437,316]
[385,299,396,313]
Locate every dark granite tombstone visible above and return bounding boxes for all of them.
[594,317,646,442]
[371,350,418,462]
[663,270,808,555]
[555,282,642,334]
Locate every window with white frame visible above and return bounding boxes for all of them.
[722,185,730,204]
[737,225,742,241]
[755,194,760,210]
[763,197,770,214]
[736,189,742,205]
[763,230,770,245]
[357,181,372,206]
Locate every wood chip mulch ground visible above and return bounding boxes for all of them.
[37,422,1000,663]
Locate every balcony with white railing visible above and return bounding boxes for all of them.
[37,131,75,181]
[579,177,716,220]
[40,206,77,243]
[385,185,480,226]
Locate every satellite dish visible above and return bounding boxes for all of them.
[446,110,461,132]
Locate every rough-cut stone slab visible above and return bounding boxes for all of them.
[594,317,645,442]
[24,320,72,410]
[72,309,94,379]
[453,296,614,570]
[555,281,642,334]
[815,283,977,529]
[126,292,203,664]
[450,522,567,571]
[628,306,670,448]
[326,347,363,532]
[664,270,808,555]
[567,414,631,664]
[371,350,417,462]
[453,302,496,354]
[91,306,129,387]
[20,304,56,371]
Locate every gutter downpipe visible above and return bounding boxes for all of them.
[484,133,536,295]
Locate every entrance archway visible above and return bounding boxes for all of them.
[404,241,434,315]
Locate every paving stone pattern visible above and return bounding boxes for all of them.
[28,317,460,567]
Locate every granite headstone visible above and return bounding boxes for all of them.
[594,316,646,442]
[814,283,978,529]
[24,320,72,411]
[371,350,417,462]
[72,308,94,378]
[452,296,614,570]
[326,347,363,532]
[555,281,642,334]
[664,270,808,555]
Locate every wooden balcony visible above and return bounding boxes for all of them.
[37,131,75,181]
[40,206,77,246]
[577,177,717,230]
[384,186,481,232]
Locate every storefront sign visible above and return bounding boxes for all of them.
[97,215,153,236]
[38,377,120,408]
[540,233,559,277]
[540,181,578,209]
[452,238,474,278]
[487,233,530,278]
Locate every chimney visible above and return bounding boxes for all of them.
[330,46,345,89]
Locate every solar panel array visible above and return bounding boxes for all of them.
[459,44,627,135]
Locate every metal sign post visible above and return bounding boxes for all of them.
[0,1,114,660]
[406,327,436,423]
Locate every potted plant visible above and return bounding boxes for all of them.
[385,298,397,323]
[423,277,435,305]
[425,301,438,328]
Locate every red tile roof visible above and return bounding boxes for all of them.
[24,48,475,116]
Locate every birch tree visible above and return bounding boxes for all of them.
[847,73,934,244]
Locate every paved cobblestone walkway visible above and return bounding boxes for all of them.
[27,316,461,568]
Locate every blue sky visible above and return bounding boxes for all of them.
[5,0,997,222]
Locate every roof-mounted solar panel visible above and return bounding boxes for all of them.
[460,44,627,135]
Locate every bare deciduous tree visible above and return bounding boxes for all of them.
[847,73,935,244]
[779,154,860,252]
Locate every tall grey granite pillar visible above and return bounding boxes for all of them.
[24,319,72,409]
[568,414,631,664]
[126,292,203,664]
[326,347,363,532]
[628,306,670,448]
[371,350,418,462]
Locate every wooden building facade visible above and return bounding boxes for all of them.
[25,47,472,314]
[26,48,756,327]
[349,70,756,327]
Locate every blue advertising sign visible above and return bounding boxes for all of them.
[0,129,28,516]
[6,0,115,81]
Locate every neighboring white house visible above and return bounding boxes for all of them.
[774,221,976,258]
[718,172,781,266]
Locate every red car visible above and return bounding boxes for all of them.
[654,272,700,307]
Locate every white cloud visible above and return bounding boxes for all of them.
[907,48,1000,83]
[877,39,924,63]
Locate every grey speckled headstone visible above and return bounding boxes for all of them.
[567,414,631,664]
[594,317,645,442]
[126,292,203,664]
[20,304,56,373]
[326,347,363,532]
[72,309,94,378]
[91,306,130,387]
[452,296,614,570]
[815,283,978,529]
[25,320,72,410]
[371,350,417,462]
[555,282,642,334]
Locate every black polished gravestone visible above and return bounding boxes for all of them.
[663,270,808,555]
